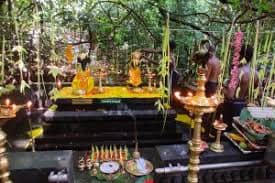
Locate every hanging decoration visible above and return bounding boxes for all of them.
[228,31,244,90]
[128,67,142,87]
[64,44,74,64]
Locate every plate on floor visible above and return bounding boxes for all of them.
[99,161,120,174]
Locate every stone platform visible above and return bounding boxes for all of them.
[35,86,183,150]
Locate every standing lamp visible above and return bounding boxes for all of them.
[26,101,35,152]
[175,67,219,183]
[94,69,108,93]
[0,130,12,183]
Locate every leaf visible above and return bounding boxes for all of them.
[49,104,58,111]
[235,86,240,98]
[20,80,30,94]
[49,87,59,101]
[48,66,64,79]
[0,84,15,97]
[17,59,25,70]
[12,46,26,53]
[49,87,58,96]
[258,69,265,80]
[254,88,259,100]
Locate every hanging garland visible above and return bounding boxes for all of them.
[228,31,244,90]
[64,44,74,64]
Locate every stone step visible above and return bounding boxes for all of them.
[43,109,176,123]
[37,131,182,141]
[35,138,184,151]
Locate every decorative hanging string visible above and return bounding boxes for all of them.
[228,31,244,90]
[169,28,275,34]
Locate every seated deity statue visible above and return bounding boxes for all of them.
[128,51,142,87]
[72,53,94,95]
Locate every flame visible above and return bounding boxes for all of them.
[5,99,10,106]
[57,79,62,89]
[174,91,181,99]
[213,99,219,105]
[187,92,193,97]
[12,104,16,112]
[27,101,32,109]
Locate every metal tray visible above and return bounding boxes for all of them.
[232,123,266,149]
[224,132,262,154]
[125,159,153,176]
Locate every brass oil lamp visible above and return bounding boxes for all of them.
[210,116,227,153]
[0,99,18,183]
[0,130,12,183]
[145,69,156,92]
[175,67,219,183]
[94,68,108,93]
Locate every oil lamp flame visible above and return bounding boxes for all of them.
[27,101,32,109]
[187,92,193,97]
[57,79,62,89]
[12,104,16,112]
[174,91,181,99]
[5,99,10,106]
[213,99,219,105]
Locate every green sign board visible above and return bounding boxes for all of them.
[100,99,121,104]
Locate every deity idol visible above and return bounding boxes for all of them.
[128,51,142,87]
[72,53,94,95]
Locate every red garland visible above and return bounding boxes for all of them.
[144,179,154,183]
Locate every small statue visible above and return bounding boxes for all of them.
[128,51,142,88]
[72,53,94,95]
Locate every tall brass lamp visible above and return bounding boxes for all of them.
[176,67,219,183]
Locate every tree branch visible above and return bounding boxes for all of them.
[88,0,158,42]
[211,12,275,24]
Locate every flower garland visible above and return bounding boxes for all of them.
[228,31,244,90]
[65,44,74,64]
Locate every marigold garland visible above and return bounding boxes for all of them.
[64,44,74,64]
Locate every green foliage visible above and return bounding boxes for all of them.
[0,0,274,104]
[48,66,64,80]
[229,0,241,9]
[0,84,15,97]
[49,87,59,100]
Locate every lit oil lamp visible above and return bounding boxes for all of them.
[26,101,32,114]
[1,99,11,116]
[0,101,13,181]
[0,126,12,182]
[5,99,10,107]
[145,69,156,92]
[94,68,108,93]
[210,115,227,153]
[12,104,17,114]
[176,67,219,183]
[26,100,35,152]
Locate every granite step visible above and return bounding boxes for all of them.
[35,138,184,150]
